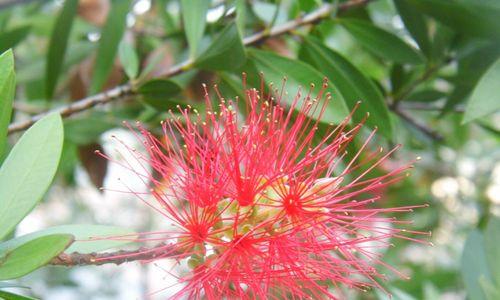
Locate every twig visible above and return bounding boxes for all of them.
[398,102,465,113]
[7,0,371,135]
[50,243,180,266]
[0,0,42,10]
[392,107,444,141]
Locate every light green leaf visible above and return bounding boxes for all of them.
[341,18,424,65]
[0,49,15,159]
[0,224,136,254]
[45,0,78,99]
[235,0,246,36]
[248,49,349,124]
[394,0,432,57]
[463,57,500,123]
[0,289,37,300]
[118,40,139,79]
[181,0,209,58]
[137,79,182,110]
[406,0,500,40]
[90,0,131,94]
[300,37,392,138]
[0,234,73,280]
[461,230,490,300]
[0,113,64,240]
[484,217,500,286]
[0,26,31,54]
[195,24,246,71]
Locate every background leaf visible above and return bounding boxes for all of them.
[248,49,349,124]
[118,40,139,79]
[137,79,182,110]
[195,24,246,71]
[90,0,131,94]
[45,0,78,99]
[340,18,424,65]
[394,0,432,58]
[0,289,37,300]
[463,57,500,123]
[0,25,31,54]
[0,49,15,159]
[0,113,64,240]
[181,0,209,58]
[461,230,490,300]
[300,37,392,138]
[0,234,73,280]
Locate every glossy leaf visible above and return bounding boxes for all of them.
[181,0,209,58]
[90,0,131,94]
[248,49,349,124]
[463,57,500,123]
[0,290,37,300]
[341,18,424,65]
[0,25,31,54]
[45,0,78,99]
[118,40,139,79]
[406,0,500,39]
[0,114,64,240]
[0,50,15,159]
[0,234,73,280]
[137,79,182,110]
[195,24,246,71]
[0,224,136,254]
[394,0,432,57]
[300,37,392,138]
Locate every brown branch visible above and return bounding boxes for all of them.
[7,0,371,135]
[50,243,180,267]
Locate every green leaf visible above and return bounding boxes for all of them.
[406,0,500,40]
[394,0,432,57]
[340,18,424,65]
[0,224,136,254]
[0,113,64,240]
[235,0,246,36]
[0,49,15,159]
[65,112,118,145]
[118,40,139,79]
[461,230,490,300]
[45,0,78,99]
[195,24,246,71]
[300,37,392,138]
[181,0,209,58]
[485,217,500,287]
[0,290,37,300]
[248,49,349,124]
[0,234,73,280]
[90,0,131,94]
[463,58,500,123]
[0,26,31,54]
[137,79,182,110]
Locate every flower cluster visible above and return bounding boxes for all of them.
[105,76,426,299]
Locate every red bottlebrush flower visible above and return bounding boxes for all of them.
[100,75,428,299]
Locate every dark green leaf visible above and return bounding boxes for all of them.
[0,50,15,159]
[0,114,64,240]
[45,0,78,99]
[248,49,349,124]
[0,290,37,300]
[90,0,131,94]
[181,0,209,58]
[195,24,246,71]
[118,40,139,79]
[340,18,424,65]
[0,234,73,280]
[463,57,500,123]
[235,0,246,36]
[406,0,500,40]
[394,0,432,57]
[0,224,136,254]
[137,79,182,110]
[300,37,392,138]
[0,26,31,54]
[64,112,117,145]
[407,89,446,103]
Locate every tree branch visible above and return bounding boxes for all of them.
[7,0,371,135]
[50,243,180,267]
[392,106,444,141]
